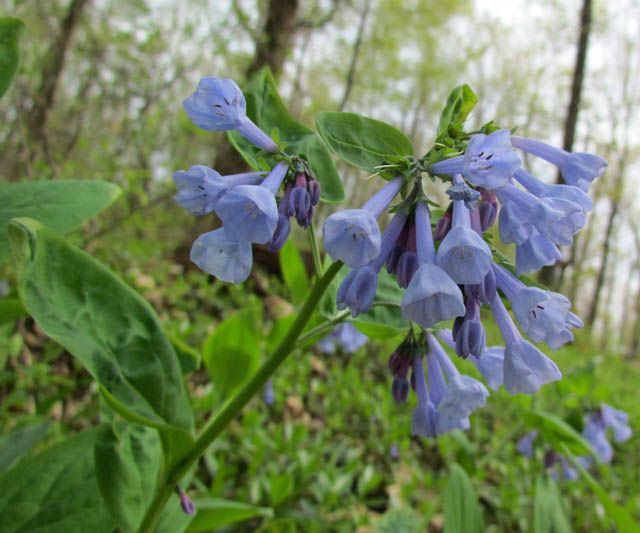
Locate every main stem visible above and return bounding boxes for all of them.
[138,261,343,532]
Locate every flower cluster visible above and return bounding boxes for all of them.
[174,77,320,282]
[517,404,632,480]
[323,128,606,436]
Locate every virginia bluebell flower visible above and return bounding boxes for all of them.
[173,165,264,215]
[582,404,632,463]
[428,130,521,190]
[401,201,465,328]
[215,160,289,244]
[190,228,253,283]
[490,296,561,394]
[323,177,403,268]
[493,264,582,349]
[318,323,368,353]
[183,77,279,153]
[511,136,607,192]
[436,176,493,284]
[516,430,538,458]
[515,229,562,275]
[337,210,408,317]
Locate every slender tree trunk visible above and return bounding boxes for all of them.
[338,1,370,112]
[538,0,592,287]
[25,0,90,163]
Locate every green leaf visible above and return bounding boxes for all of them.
[94,422,162,531]
[202,300,263,402]
[436,84,477,140]
[526,410,594,456]
[561,444,640,533]
[316,111,413,174]
[9,218,193,431]
[279,239,309,303]
[534,474,572,533]
[266,314,297,353]
[269,472,295,506]
[228,67,344,203]
[0,427,116,532]
[0,422,49,475]
[443,463,484,533]
[0,296,27,325]
[170,333,202,375]
[0,17,24,101]
[187,498,273,532]
[0,180,121,261]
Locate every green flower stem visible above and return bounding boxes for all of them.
[296,310,350,348]
[308,219,324,277]
[138,260,344,532]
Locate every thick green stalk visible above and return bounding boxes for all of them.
[138,261,343,532]
[308,220,324,277]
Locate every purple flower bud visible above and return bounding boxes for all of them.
[479,189,498,230]
[336,266,378,317]
[307,177,321,206]
[396,251,419,289]
[434,210,452,241]
[268,214,291,252]
[176,486,196,516]
[392,377,410,403]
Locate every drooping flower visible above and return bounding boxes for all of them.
[436,175,493,284]
[173,165,264,215]
[215,160,289,244]
[428,129,521,189]
[516,430,538,458]
[511,136,607,192]
[190,228,253,283]
[401,201,465,328]
[490,296,561,394]
[318,323,368,354]
[183,77,279,153]
[323,177,404,268]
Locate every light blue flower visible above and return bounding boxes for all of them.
[183,77,278,152]
[515,229,562,275]
[318,323,368,353]
[401,201,464,327]
[411,355,439,438]
[428,130,521,190]
[215,161,288,244]
[183,77,246,130]
[601,403,632,443]
[498,200,534,245]
[437,177,493,284]
[190,228,253,283]
[583,414,613,462]
[517,430,538,458]
[531,197,585,246]
[511,136,607,192]
[173,166,264,215]
[490,296,561,394]
[323,177,403,268]
[513,168,592,214]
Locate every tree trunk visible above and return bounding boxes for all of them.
[538,0,592,287]
[25,0,90,162]
[338,2,370,112]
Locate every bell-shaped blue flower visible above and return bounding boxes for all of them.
[516,430,538,458]
[582,414,613,462]
[515,229,562,275]
[215,161,288,244]
[173,166,264,215]
[511,136,607,192]
[601,404,632,443]
[531,197,585,246]
[491,296,561,394]
[411,355,438,438]
[514,168,592,214]
[190,228,252,283]
[402,202,464,327]
[323,177,403,268]
[437,177,493,284]
[183,77,246,131]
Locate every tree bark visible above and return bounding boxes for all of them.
[25,0,90,160]
[538,0,592,287]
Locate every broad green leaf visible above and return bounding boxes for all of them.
[534,474,572,533]
[187,498,273,532]
[94,422,162,531]
[0,422,49,475]
[436,84,477,140]
[526,410,594,456]
[0,180,121,261]
[202,299,263,402]
[279,239,309,303]
[0,17,24,101]
[9,218,193,431]
[316,111,413,174]
[269,472,295,506]
[0,427,116,532]
[0,296,27,325]
[561,444,640,533]
[228,67,343,203]
[443,463,484,533]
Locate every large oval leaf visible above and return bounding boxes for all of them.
[0,427,116,533]
[316,111,413,174]
[9,218,193,431]
[0,180,121,261]
[228,67,344,203]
